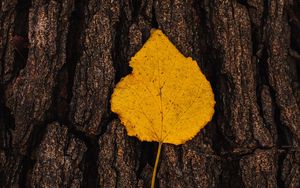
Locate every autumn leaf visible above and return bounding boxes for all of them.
[110,29,215,188]
[111,29,215,145]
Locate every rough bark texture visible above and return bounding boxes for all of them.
[0,0,299,187]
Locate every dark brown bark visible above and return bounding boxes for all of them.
[0,0,299,187]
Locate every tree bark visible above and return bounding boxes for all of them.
[0,0,299,187]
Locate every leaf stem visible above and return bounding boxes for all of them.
[151,142,163,188]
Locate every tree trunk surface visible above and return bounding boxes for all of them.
[0,0,299,187]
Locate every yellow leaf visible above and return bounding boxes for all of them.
[111,29,215,145]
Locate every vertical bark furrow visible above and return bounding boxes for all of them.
[210,0,273,150]
[266,0,300,144]
[1,0,30,85]
[204,1,288,187]
[4,0,74,151]
[0,0,26,179]
[0,0,18,84]
[69,0,120,135]
[262,2,300,186]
